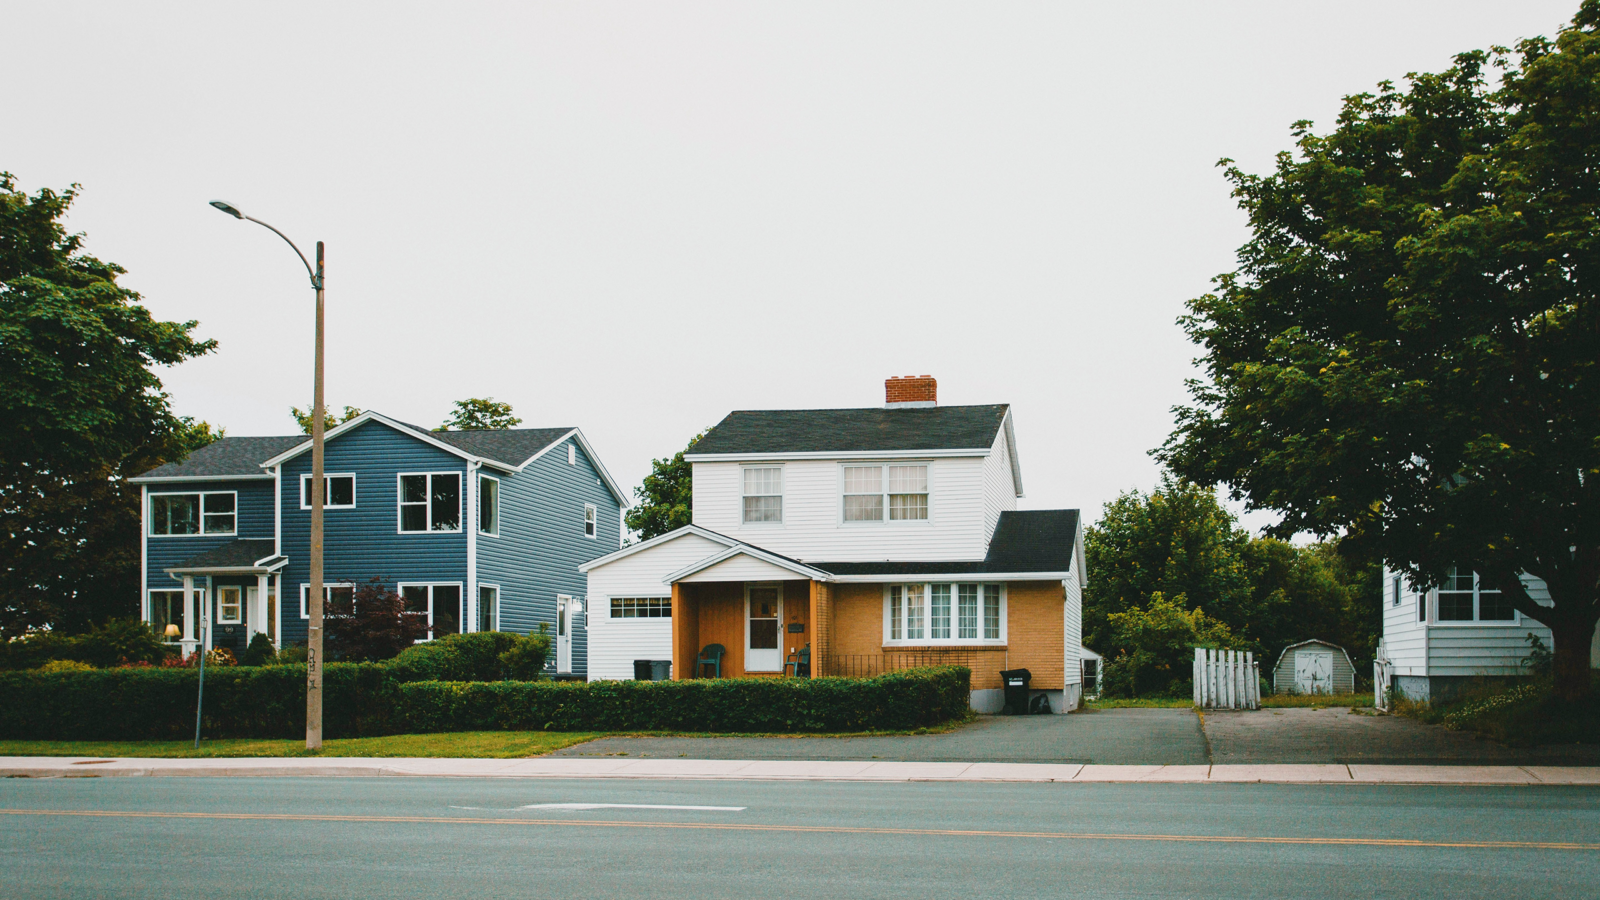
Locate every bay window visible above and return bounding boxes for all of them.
[886,583,1004,645]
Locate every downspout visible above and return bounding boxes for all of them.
[466,460,479,631]
[273,465,282,557]
[140,485,149,625]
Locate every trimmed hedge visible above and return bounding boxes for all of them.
[0,665,969,741]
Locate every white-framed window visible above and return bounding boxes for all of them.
[217,586,243,624]
[478,584,499,632]
[299,583,355,619]
[148,589,204,640]
[841,463,929,523]
[300,474,356,510]
[400,583,463,637]
[742,466,783,524]
[568,443,576,465]
[1436,567,1516,623]
[584,503,598,538]
[610,597,671,618]
[398,472,462,533]
[479,474,500,536]
[1391,576,1402,608]
[885,583,1004,645]
[149,491,237,536]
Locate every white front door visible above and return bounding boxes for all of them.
[1295,650,1333,694]
[745,584,782,672]
[556,595,574,674]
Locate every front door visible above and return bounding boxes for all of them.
[556,595,573,674]
[746,584,782,672]
[1295,650,1333,695]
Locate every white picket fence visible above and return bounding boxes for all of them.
[1193,648,1260,709]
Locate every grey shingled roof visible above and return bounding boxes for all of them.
[812,509,1080,576]
[168,539,280,571]
[132,436,304,481]
[429,427,574,466]
[688,404,1010,456]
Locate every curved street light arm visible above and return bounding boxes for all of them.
[243,215,322,289]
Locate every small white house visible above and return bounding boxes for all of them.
[1271,640,1355,695]
[1380,567,1600,703]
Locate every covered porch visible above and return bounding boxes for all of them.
[158,539,287,656]
[666,547,835,680]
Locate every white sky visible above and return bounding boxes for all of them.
[4,2,1579,534]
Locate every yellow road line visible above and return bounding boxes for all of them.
[2,808,1595,851]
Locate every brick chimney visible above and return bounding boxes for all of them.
[885,375,937,409]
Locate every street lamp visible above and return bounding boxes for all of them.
[210,199,328,751]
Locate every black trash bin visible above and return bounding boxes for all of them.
[1000,668,1032,715]
[650,660,672,681]
[633,659,653,681]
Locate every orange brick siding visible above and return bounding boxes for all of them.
[823,580,1064,690]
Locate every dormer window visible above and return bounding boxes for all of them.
[841,464,928,522]
[742,467,783,523]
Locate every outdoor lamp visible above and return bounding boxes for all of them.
[164,624,181,639]
[209,200,244,218]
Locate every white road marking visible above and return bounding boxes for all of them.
[519,803,747,811]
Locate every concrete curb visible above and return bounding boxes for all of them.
[5,757,1600,785]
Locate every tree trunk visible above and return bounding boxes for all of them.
[1550,614,1596,702]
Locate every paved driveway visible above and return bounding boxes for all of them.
[552,706,1600,766]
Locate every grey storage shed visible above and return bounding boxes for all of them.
[1271,639,1356,695]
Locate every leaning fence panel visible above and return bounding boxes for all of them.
[1193,647,1258,709]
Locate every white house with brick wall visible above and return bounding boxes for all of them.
[581,376,1088,713]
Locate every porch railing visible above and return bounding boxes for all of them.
[824,650,983,679]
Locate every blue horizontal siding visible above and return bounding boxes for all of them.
[477,436,623,676]
[144,479,274,591]
[278,420,467,645]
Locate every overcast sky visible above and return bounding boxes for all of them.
[4,2,1581,533]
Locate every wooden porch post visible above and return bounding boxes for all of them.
[671,581,691,680]
[809,580,821,678]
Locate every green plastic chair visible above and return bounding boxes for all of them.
[696,643,726,678]
[785,644,811,678]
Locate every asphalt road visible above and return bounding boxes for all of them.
[4,777,1598,899]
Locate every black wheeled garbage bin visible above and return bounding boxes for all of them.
[1000,668,1032,715]
[634,659,653,681]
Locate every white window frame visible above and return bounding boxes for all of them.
[584,503,598,539]
[216,585,244,625]
[478,473,500,537]
[299,582,356,619]
[838,462,931,525]
[396,471,463,534]
[882,582,1006,647]
[568,443,577,465]
[397,582,466,638]
[478,583,500,632]
[609,596,672,619]
[1434,568,1521,626]
[148,491,238,537]
[741,465,784,525]
[300,473,357,510]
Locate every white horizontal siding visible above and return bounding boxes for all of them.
[1062,567,1082,686]
[585,532,727,681]
[1428,624,1552,676]
[1380,569,1429,672]
[980,429,1018,548]
[679,554,802,583]
[691,456,990,562]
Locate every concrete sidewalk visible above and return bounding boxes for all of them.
[5,756,1600,785]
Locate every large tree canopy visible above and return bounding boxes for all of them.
[437,398,520,431]
[624,430,706,542]
[0,172,215,636]
[1159,5,1600,697]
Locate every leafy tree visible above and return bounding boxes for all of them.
[1085,476,1381,667]
[323,578,430,661]
[437,398,520,431]
[0,172,215,637]
[1159,5,1600,699]
[1100,593,1239,698]
[625,430,707,541]
[291,404,361,435]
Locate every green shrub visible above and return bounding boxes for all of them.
[239,633,277,667]
[0,619,168,671]
[37,659,94,673]
[498,629,552,681]
[388,632,528,682]
[0,665,971,740]
[273,644,309,664]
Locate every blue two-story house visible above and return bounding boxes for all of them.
[129,411,628,677]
